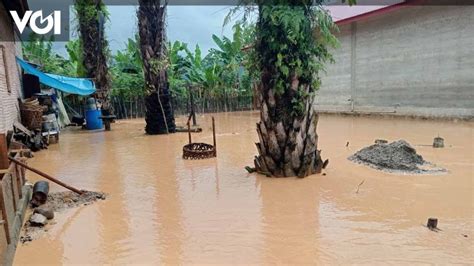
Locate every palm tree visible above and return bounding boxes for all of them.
[74,0,111,110]
[232,0,342,177]
[137,0,176,134]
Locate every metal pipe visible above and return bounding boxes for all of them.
[8,157,83,195]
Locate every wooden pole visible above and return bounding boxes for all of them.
[212,117,217,156]
[191,88,197,126]
[186,112,194,144]
[8,157,83,195]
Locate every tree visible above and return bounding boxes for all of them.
[74,0,111,109]
[22,36,76,76]
[137,0,176,134]
[111,36,146,100]
[230,1,340,177]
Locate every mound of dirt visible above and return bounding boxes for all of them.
[349,140,445,174]
[45,191,106,212]
[20,191,106,243]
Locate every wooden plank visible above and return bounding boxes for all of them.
[13,122,32,138]
[9,176,16,211]
[0,184,11,244]
[15,164,22,199]
[0,134,8,171]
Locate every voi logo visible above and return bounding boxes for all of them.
[10,10,61,35]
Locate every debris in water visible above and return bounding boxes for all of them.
[356,180,365,194]
[427,218,441,232]
[433,137,445,148]
[427,218,438,229]
[348,140,446,174]
[322,159,329,169]
[245,166,256,173]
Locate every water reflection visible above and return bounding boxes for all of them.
[13,112,474,264]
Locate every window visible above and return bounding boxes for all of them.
[0,45,11,93]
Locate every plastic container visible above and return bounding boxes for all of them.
[86,109,103,130]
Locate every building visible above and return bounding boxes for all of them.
[0,2,31,264]
[317,2,474,119]
[0,0,27,133]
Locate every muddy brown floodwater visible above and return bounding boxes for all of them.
[13,112,474,264]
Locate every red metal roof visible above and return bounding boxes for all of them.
[328,0,423,26]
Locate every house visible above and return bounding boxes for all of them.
[0,1,32,265]
[317,1,474,119]
[0,0,28,134]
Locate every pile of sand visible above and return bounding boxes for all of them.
[349,140,446,174]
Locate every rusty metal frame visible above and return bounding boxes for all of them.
[183,116,217,160]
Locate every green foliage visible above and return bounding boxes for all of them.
[228,0,339,117]
[110,36,145,100]
[22,35,78,76]
[22,21,257,108]
[65,39,86,77]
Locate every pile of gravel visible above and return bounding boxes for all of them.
[349,140,444,174]
[20,191,106,243]
[45,191,106,212]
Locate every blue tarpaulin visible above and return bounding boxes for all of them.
[16,57,96,96]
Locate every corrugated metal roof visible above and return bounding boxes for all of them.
[327,0,410,25]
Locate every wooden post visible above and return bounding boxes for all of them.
[212,117,217,156]
[0,134,8,171]
[9,176,16,211]
[187,121,192,144]
[187,112,193,145]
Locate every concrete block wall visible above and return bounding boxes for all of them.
[316,5,474,119]
[0,2,22,134]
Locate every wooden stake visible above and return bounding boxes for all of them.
[212,117,216,156]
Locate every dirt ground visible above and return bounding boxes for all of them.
[13,112,474,264]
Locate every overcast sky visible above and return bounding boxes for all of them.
[52,3,395,57]
[54,5,234,57]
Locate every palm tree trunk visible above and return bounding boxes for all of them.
[137,0,176,134]
[253,3,325,178]
[74,0,111,110]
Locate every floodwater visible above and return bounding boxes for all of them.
[14,111,474,264]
